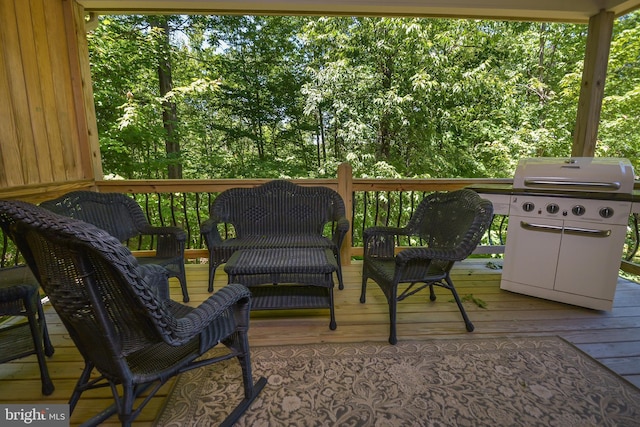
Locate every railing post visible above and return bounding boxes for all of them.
[337,162,353,265]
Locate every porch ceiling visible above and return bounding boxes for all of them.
[78,0,640,22]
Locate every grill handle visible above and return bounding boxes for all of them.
[520,221,612,237]
[523,179,621,190]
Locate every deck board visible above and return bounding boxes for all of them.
[1,259,639,426]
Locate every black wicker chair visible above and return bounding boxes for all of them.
[0,200,266,427]
[201,180,350,292]
[40,191,190,302]
[360,189,494,344]
[0,266,55,395]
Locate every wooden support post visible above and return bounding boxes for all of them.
[572,9,614,157]
[337,162,353,265]
[62,0,102,179]
[70,1,103,179]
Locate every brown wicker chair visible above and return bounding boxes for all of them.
[360,189,494,344]
[40,191,190,302]
[0,199,265,427]
[201,180,349,292]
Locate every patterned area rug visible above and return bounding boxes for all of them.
[155,336,640,426]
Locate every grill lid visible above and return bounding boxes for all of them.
[513,157,635,194]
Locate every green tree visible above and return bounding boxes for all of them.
[599,11,640,170]
[302,19,559,177]
[89,15,222,179]
[89,13,637,180]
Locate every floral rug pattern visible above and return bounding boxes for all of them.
[155,336,640,426]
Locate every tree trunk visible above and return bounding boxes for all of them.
[317,106,327,166]
[153,17,182,179]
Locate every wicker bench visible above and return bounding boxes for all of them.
[201,180,349,293]
[224,248,338,330]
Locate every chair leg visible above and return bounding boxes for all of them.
[208,262,219,293]
[360,267,368,303]
[219,330,267,427]
[387,295,398,345]
[37,302,54,357]
[334,250,344,290]
[176,266,189,302]
[236,330,259,401]
[328,286,337,330]
[445,276,474,332]
[70,362,95,414]
[27,303,54,395]
[220,377,267,427]
[117,382,136,427]
[336,264,345,290]
[79,382,158,427]
[361,265,397,343]
[429,284,437,301]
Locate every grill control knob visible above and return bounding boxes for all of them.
[572,205,586,216]
[522,202,535,212]
[599,207,614,218]
[546,203,560,214]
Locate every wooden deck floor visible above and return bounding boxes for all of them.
[2,259,640,426]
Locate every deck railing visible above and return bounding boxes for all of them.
[1,162,639,277]
[90,163,513,264]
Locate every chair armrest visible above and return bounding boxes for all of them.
[363,226,408,258]
[162,284,251,348]
[331,216,350,248]
[137,264,171,300]
[363,226,406,239]
[138,225,187,241]
[137,225,186,257]
[200,217,225,247]
[395,246,470,264]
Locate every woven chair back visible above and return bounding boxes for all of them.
[40,191,148,243]
[407,189,494,258]
[0,200,169,379]
[210,180,346,237]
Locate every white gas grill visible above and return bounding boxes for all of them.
[500,157,635,310]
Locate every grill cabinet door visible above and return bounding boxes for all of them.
[501,216,562,290]
[554,221,627,300]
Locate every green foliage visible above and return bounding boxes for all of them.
[459,294,488,309]
[88,12,640,180]
[598,13,640,170]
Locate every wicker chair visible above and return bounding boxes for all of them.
[360,189,494,344]
[201,180,349,292]
[0,266,55,395]
[0,200,266,427]
[40,191,190,302]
